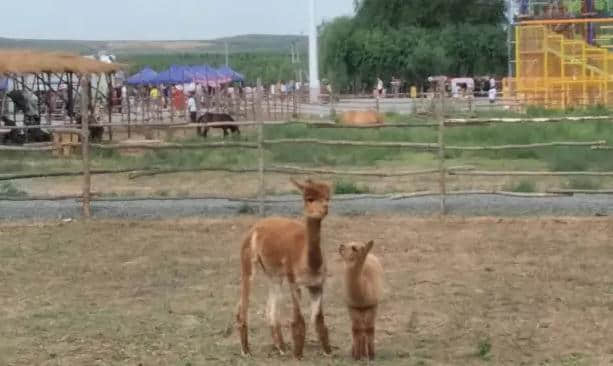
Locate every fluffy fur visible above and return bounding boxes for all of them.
[339,240,384,361]
[235,178,333,359]
[340,110,384,126]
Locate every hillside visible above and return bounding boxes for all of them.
[0,34,307,55]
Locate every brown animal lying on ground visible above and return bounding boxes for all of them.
[197,112,240,138]
[340,110,384,126]
[339,240,384,361]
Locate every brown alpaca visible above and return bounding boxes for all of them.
[236,178,333,359]
[339,240,383,361]
[340,110,384,126]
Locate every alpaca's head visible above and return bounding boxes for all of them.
[338,240,374,267]
[290,178,331,219]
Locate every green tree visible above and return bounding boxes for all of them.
[320,0,507,92]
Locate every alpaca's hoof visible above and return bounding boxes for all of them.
[240,348,252,358]
[274,345,286,356]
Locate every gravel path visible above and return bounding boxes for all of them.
[1,194,611,220]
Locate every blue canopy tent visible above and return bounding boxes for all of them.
[217,65,245,82]
[125,67,158,86]
[151,65,196,85]
[189,65,224,86]
[0,77,8,91]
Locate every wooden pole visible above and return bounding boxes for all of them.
[68,73,74,123]
[80,76,92,219]
[107,73,113,141]
[266,91,271,120]
[127,87,132,138]
[46,73,53,125]
[170,86,175,123]
[376,95,380,113]
[438,79,447,215]
[256,78,265,216]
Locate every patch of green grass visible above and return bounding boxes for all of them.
[334,180,370,195]
[0,182,27,197]
[154,190,170,197]
[237,203,256,215]
[504,180,537,193]
[560,353,590,366]
[2,111,613,179]
[477,338,492,361]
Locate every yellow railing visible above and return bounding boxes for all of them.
[515,19,613,107]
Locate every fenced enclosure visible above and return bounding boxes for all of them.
[2,77,613,218]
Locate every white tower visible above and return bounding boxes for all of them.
[308,0,320,104]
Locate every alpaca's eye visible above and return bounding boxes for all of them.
[351,246,358,252]
[306,198,315,203]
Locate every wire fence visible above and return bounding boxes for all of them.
[1,83,612,218]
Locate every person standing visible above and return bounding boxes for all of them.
[149,85,160,120]
[187,91,197,123]
[488,77,497,104]
[376,77,384,98]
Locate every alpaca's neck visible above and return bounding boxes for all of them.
[345,264,364,286]
[344,263,367,302]
[305,217,323,271]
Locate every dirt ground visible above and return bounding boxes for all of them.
[1,216,612,365]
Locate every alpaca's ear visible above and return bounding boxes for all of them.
[364,240,375,255]
[290,178,305,193]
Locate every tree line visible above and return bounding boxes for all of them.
[320,0,508,93]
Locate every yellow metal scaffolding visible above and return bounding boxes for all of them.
[514,18,613,108]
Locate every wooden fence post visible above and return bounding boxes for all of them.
[107,73,113,141]
[127,89,132,139]
[437,79,447,215]
[80,76,92,219]
[256,78,265,216]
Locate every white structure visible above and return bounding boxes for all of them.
[308,0,320,104]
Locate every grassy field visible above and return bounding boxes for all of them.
[1,110,612,198]
[4,111,613,173]
[1,216,612,365]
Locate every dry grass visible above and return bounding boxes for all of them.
[16,171,613,199]
[1,216,612,365]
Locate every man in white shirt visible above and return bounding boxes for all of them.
[188,92,197,122]
[376,77,384,97]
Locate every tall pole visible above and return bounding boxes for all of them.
[507,0,514,80]
[225,42,229,67]
[308,0,320,104]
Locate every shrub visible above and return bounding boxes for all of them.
[505,180,536,193]
[334,180,370,194]
[0,182,27,197]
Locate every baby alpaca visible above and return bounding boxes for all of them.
[339,240,383,361]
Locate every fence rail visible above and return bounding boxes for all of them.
[1,83,612,217]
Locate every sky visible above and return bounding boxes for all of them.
[0,0,355,41]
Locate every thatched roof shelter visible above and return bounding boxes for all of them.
[0,50,121,74]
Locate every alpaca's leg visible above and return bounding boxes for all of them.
[365,306,377,361]
[349,307,369,361]
[236,244,253,356]
[267,280,286,354]
[349,308,362,360]
[308,286,332,355]
[288,280,305,359]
